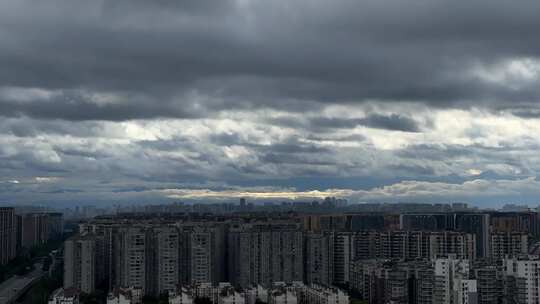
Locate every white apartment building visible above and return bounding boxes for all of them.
[503,256,540,304]
[434,256,478,304]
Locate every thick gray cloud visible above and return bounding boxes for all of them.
[2,0,540,207]
[1,0,540,121]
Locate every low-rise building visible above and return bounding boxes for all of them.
[297,284,349,304]
[48,287,80,304]
[107,287,142,304]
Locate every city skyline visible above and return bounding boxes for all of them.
[3,1,540,207]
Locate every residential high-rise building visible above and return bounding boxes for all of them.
[47,212,64,240]
[352,231,381,260]
[490,232,528,260]
[154,226,180,295]
[349,259,434,304]
[472,263,502,304]
[228,226,271,287]
[114,226,150,294]
[332,232,353,285]
[413,264,435,304]
[400,214,455,231]
[455,213,490,258]
[111,225,184,297]
[17,213,49,249]
[491,212,538,236]
[187,229,213,284]
[64,234,99,293]
[503,256,540,304]
[180,223,227,285]
[305,232,333,286]
[353,230,476,261]
[433,256,477,304]
[319,215,347,232]
[240,198,247,210]
[228,222,304,288]
[0,207,16,265]
[429,231,476,261]
[347,214,386,231]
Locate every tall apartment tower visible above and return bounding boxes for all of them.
[228,227,270,287]
[0,207,16,265]
[333,232,353,285]
[187,230,213,284]
[490,231,528,260]
[47,212,64,240]
[353,231,381,260]
[429,231,476,261]
[305,232,334,286]
[433,256,478,304]
[113,225,183,297]
[179,223,226,285]
[18,213,49,249]
[503,256,540,304]
[270,229,304,284]
[154,226,180,295]
[228,222,304,288]
[240,198,247,210]
[472,263,502,304]
[64,235,98,294]
[114,226,149,294]
[455,213,490,258]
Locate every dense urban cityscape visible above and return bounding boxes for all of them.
[3,199,540,303]
[4,0,540,303]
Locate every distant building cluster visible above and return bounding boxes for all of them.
[50,200,540,304]
[0,207,63,265]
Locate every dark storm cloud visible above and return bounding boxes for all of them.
[270,114,422,132]
[358,114,421,132]
[1,0,540,121]
[3,0,540,207]
[0,90,210,121]
[306,134,366,142]
[509,107,540,119]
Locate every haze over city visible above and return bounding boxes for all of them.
[2,0,540,208]
[7,2,540,304]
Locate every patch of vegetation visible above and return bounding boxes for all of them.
[142,293,169,304]
[80,290,107,304]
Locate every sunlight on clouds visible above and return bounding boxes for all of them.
[466,169,482,176]
[121,122,161,141]
[158,177,540,203]
[471,57,540,89]
[161,188,354,200]
[34,176,62,183]
[223,146,250,159]
[0,86,58,103]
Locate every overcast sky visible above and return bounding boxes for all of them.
[2,0,540,207]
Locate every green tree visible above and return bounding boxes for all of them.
[194,297,213,304]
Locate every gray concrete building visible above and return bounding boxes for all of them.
[305,232,333,286]
[0,207,16,265]
[333,232,353,285]
[17,213,49,249]
[228,222,304,288]
[490,231,528,260]
[179,223,227,285]
[47,212,64,240]
[472,263,502,304]
[64,234,99,293]
[114,226,149,294]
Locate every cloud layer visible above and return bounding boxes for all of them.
[1,0,540,207]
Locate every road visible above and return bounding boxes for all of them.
[0,264,43,304]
